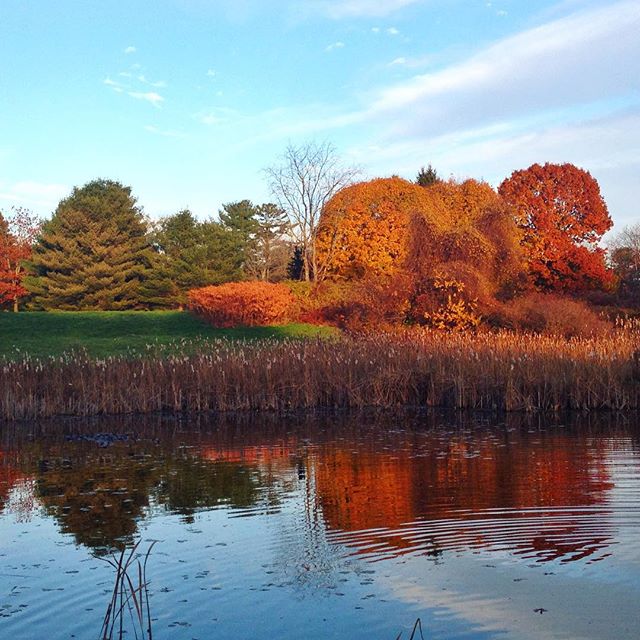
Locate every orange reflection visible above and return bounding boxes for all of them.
[314,432,615,563]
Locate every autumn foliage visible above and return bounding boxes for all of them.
[315,176,524,329]
[499,163,613,292]
[0,208,40,311]
[188,281,295,327]
[315,177,424,280]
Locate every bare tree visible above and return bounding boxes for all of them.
[265,141,359,282]
[609,223,640,303]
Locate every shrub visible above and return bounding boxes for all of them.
[498,294,610,337]
[188,281,295,327]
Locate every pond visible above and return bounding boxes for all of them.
[1,411,639,639]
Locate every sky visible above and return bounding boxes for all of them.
[0,0,638,231]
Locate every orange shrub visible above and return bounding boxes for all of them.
[494,294,610,337]
[188,281,295,327]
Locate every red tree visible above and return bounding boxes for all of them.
[498,163,613,292]
[0,207,41,311]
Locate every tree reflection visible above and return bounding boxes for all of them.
[314,429,616,563]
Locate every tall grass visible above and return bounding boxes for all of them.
[2,330,639,420]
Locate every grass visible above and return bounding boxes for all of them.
[0,311,336,359]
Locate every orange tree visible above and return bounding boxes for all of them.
[498,163,613,292]
[0,207,40,311]
[315,177,426,281]
[314,177,523,327]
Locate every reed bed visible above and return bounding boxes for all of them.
[1,330,640,420]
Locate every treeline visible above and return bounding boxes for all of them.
[1,141,639,326]
[0,181,297,311]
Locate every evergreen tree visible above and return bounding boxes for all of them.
[152,209,208,307]
[218,200,259,277]
[287,246,304,281]
[416,164,439,187]
[249,203,291,281]
[25,179,154,310]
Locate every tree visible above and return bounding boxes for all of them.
[218,199,259,277]
[265,141,359,282]
[150,209,208,307]
[315,176,523,326]
[498,163,613,292]
[0,207,41,311]
[609,224,640,305]
[249,203,291,281]
[416,164,439,187]
[315,177,424,281]
[25,179,154,310]
[287,246,304,280]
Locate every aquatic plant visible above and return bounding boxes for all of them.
[100,540,156,640]
[1,328,640,420]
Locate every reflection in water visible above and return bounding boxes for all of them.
[0,413,632,562]
[1,412,640,640]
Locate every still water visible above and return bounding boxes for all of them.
[1,412,639,639]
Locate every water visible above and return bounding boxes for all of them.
[1,412,639,639]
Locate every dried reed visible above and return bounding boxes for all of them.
[2,330,640,420]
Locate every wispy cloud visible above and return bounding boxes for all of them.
[207,69,217,78]
[138,75,167,88]
[128,91,164,107]
[0,180,68,210]
[366,0,640,132]
[124,45,136,54]
[325,41,345,52]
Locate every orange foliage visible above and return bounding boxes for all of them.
[315,177,523,327]
[494,294,610,337]
[315,177,427,280]
[188,281,295,327]
[499,163,613,292]
[0,209,39,310]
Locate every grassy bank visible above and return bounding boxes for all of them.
[0,311,336,359]
[1,329,639,420]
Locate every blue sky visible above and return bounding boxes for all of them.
[0,0,638,231]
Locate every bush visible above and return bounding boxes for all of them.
[497,294,610,337]
[188,281,295,327]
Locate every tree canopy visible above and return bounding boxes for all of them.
[498,163,613,292]
[25,179,154,310]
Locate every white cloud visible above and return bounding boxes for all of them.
[387,27,400,35]
[124,45,136,54]
[0,181,68,210]
[103,77,121,87]
[325,41,345,52]
[128,91,165,107]
[389,57,407,66]
[138,75,167,88]
[366,0,640,130]
[207,69,217,78]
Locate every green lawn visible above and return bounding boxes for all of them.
[0,311,337,359]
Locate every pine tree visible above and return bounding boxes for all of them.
[249,203,291,281]
[416,164,439,187]
[25,179,154,310]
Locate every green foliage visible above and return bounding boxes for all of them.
[416,164,439,187]
[0,311,337,359]
[25,179,154,310]
[287,246,304,280]
[249,203,291,281]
